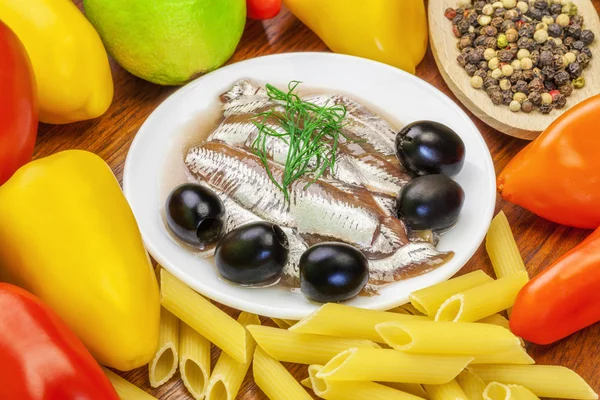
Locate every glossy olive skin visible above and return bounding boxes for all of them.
[166,183,225,248]
[215,222,289,285]
[397,174,465,231]
[396,121,466,177]
[300,243,369,303]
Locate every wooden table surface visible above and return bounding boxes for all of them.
[40,2,600,398]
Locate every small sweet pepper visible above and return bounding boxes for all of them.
[0,150,160,371]
[283,0,428,74]
[511,227,600,344]
[0,283,120,400]
[0,0,113,124]
[497,94,600,229]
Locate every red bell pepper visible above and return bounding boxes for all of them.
[0,20,37,185]
[0,283,119,400]
[510,228,600,345]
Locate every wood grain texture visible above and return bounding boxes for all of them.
[430,0,600,139]
[37,1,600,399]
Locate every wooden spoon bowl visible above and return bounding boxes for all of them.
[429,0,600,140]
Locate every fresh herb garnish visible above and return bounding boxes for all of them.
[251,81,348,201]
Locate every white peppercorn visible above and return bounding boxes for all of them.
[520,57,534,69]
[478,15,492,25]
[470,75,484,88]
[458,0,472,7]
[491,68,503,79]
[541,92,553,104]
[517,49,531,60]
[492,1,504,8]
[502,0,517,9]
[488,57,500,70]
[565,52,577,64]
[552,37,563,45]
[482,4,495,15]
[516,1,529,12]
[509,100,522,111]
[513,92,528,103]
[484,48,497,61]
[556,13,570,26]
[499,78,512,90]
[511,59,523,70]
[534,29,549,43]
[560,0,570,4]
[542,16,555,25]
[502,64,515,76]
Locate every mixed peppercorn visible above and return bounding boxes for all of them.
[446,0,595,113]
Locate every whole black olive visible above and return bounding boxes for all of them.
[215,222,289,285]
[300,243,368,303]
[397,175,465,231]
[166,183,225,248]
[395,121,466,177]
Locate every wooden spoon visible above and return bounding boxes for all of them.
[429,0,600,140]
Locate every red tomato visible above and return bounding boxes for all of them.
[247,0,282,20]
[0,20,37,186]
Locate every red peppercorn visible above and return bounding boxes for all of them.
[445,7,457,20]
[549,90,561,102]
[452,24,462,38]
[515,20,525,29]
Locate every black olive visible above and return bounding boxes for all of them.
[397,175,465,231]
[215,222,289,285]
[300,243,368,303]
[395,121,466,177]
[166,183,225,248]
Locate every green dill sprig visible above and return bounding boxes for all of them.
[251,81,349,201]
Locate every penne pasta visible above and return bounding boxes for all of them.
[485,212,528,279]
[409,270,494,316]
[375,320,521,355]
[457,370,486,400]
[270,318,292,329]
[483,382,540,400]
[469,364,598,400]
[389,303,427,316]
[308,365,424,400]
[300,377,313,390]
[160,269,247,363]
[180,321,211,400]
[247,325,377,365]
[102,367,158,400]
[423,379,469,400]
[470,346,534,365]
[384,382,429,399]
[290,303,426,342]
[435,272,529,322]
[148,307,179,388]
[478,314,525,347]
[317,347,473,384]
[283,319,297,327]
[253,346,312,400]
[206,312,260,400]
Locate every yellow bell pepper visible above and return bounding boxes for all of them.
[0,0,113,124]
[0,151,159,371]
[283,0,428,74]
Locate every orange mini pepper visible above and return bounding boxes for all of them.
[497,94,600,229]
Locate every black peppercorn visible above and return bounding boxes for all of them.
[521,101,534,113]
[528,91,543,105]
[457,53,469,67]
[528,8,543,21]
[554,93,567,109]
[506,9,521,22]
[553,54,566,69]
[532,67,544,79]
[534,0,548,9]
[514,80,529,94]
[558,83,574,97]
[547,24,563,38]
[511,70,524,83]
[553,70,570,86]
[563,36,575,48]
[550,4,562,15]
[494,7,506,18]
[498,49,514,62]
[458,20,471,34]
[483,76,499,89]
[484,37,498,49]
[522,69,535,81]
[475,69,488,79]
[544,80,557,91]
[474,35,488,47]
[502,90,513,105]
[465,63,478,76]
[568,24,582,40]
[492,17,504,29]
[581,30,595,46]
[468,47,486,63]
[474,1,486,12]
[459,36,474,49]
[502,20,516,32]
[466,10,478,25]
[453,14,464,25]
[539,50,554,67]
[489,90,504,105]
[528,78,545,93]
[571,15,584,26]
[456,7,465,15]
[479,60,489,70]
[482,25,498,37]
[577,52,591,68]
[518,24,535,38]
[581,47,592,58]
[541,66,556,80]
[567,62,582,78]
[539,104,553,114]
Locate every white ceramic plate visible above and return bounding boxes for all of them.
[124,52,496,319]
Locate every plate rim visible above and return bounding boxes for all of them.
[123,51,497,318]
